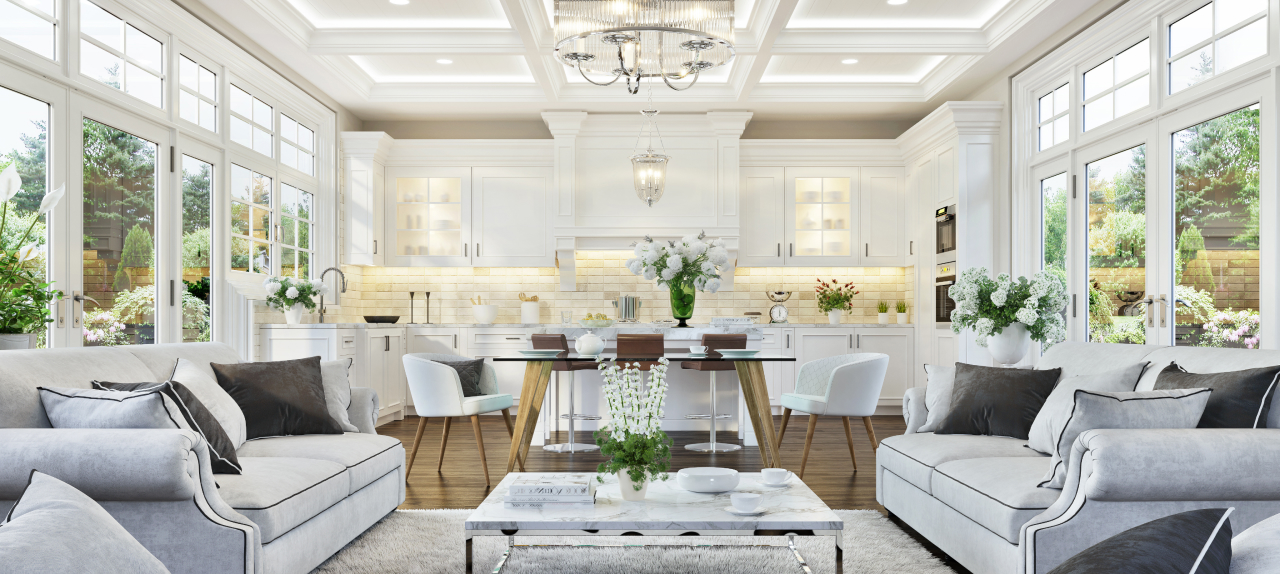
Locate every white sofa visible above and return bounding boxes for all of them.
[878,342,1280,573]
[0,342,406,574]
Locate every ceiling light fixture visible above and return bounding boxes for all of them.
[437,59,453,64]
[554,0,735,94]
[842,58,859,64]
[631,82,668,206]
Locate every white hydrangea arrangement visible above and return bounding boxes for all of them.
[625,231,729,292]
[949,267,1068,347]
[263,275,329,312]
[594,358,672,490]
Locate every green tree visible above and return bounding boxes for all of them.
[1043,186,1067,272]
[119,224,154,269]
[182,163,211,235]
[1173,106,1260,248]
[82,119,156,251]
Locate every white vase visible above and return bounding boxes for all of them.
[520,301,540,324]
[827,309,843,325]
[878,312,889,324]
[0,333,37,350]
[473,304,498,325]
[283,303,305,325]
[617,469,649,502]
[897,312,909,324]
[988,322,1032,367]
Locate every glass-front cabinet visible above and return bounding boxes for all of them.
[383,167,471,266]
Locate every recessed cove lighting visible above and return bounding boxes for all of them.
[887,0,907,4]
[842,59,859,65]
[389,0,408,5]
[437,59,453,64]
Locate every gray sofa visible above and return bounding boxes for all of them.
[878,342,1280,573]
[0,342,406,574]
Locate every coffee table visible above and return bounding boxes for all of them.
[464,472,844,574]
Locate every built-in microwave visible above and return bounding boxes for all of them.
[936,204,957,260]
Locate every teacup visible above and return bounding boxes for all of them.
[761,468,790,484]
[690,346,708,354]
[730,493,762,513]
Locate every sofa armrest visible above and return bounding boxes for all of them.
[349,386,380,434]
[1020,428,1280,573]
[0,428,202,500]
[903,386,926,434]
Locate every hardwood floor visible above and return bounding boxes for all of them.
[378,414,904,510]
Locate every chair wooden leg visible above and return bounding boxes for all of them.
[799,414,819,480]
[862,416,879,450]
[436,417,452,472]
[842,417,858,471]
[776,408,792,451]
[501,409,526,472]
[471,415,491,486]
[405,417,428,480]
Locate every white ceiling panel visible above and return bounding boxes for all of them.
[286,0,511,28]
[351,55,536,82]
[788,0,1016,29]
[540,0,757,28]
[760,54,946,83]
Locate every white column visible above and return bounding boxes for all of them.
[708,111,752,291]
[543,112,588,291]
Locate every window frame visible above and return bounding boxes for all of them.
[76,0,167,109]
[1164,0,1269,96]
[227,75,276,160]
[175,46,220,135]
[1035,81,1072,151]
[0,0,59,62]
[1081,36,1154,133]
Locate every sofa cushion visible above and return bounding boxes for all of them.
[1027,362,1149,454]
[1232,509,1280,574]
[934,363,1061,439]
[917,363,955,433]
[1134,346,1280,428]
[0,347,155,428]
[216,457,348,544]
[1049,508,1233,574]
[932,457,1057,543]
[878,432,1044,494]
[236,433,403,494]
[121,342,242,384]
[212,357,344,440]
[170,358,248,449]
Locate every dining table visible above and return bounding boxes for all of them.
[492,352,798,473]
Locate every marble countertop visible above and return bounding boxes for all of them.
[260,322,916,330]
[465,472,842,533]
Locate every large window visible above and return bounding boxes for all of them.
[279,182,312,278]
[0,0,56,60]
[1037,84,1069,150]
[79,0,163,108]
[1168,0,1267,94]
[230,84,272,157]
[0,85,50,347]
[181,155,212,342]
[1085,145,1147,344]
[1041,173,1067,276]
[280,114,312,176]
[179,55,217,132]
[1084,39,1150,131]
[230,164,271,274]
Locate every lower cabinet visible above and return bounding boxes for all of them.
[359,328,407,420]
[794,327,914,407]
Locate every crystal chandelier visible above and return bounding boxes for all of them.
[554,0,735,93]
[631,108,669,206]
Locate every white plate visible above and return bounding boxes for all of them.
[718,350,760,358]
[518,350,563,358]
[724,506,765,516]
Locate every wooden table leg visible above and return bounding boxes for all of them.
[745,361,782,468]
[734,361,772,467]
[506,361,553,473]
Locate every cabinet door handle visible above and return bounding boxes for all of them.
[785,333,790,349]
[453,334,457,348]
[848,334,852,349]
[464,243,468,257]
[910,240,914,255]
[789,243,793,257]
[169,280,175,307]
[506,337,520,340]
[476,243,480,257]
[384,335,390,352]
[857,334,861,348]
[865,243,869,257]
[373,240,378,254]
[777,243,780,257]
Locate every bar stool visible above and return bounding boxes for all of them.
[533,334,600,453]
[615,334,665,375]
[679,334,747,453]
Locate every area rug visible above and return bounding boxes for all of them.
[313,509,954,574]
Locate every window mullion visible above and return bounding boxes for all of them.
[7,0,56,24]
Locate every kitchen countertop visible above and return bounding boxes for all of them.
[260,322,917,329]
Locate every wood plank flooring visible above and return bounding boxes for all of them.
[378,414,904,510]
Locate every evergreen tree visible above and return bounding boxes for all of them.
[119,224,154,269]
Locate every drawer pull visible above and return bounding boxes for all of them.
[506,337,520,340]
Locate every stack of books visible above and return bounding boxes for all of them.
[503,473,596,509]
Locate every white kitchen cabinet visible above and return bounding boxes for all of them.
[794,327,856,368]
[738,167,785,266]
[853,327,914,403]
[383,167,472,266]
[860,167,907,266]
[358,328,406,420]
[344,154,385,266]
[472,167,554,267]
[465,328,532,403]
[261,326,353,362]
[758,328,795,406]
[784,167,860,266]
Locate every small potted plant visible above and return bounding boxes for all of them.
[263,276,329,325]
[877,301,891,324]
[949,267,1068,366]
[0,163,64,349]
[816,278,858,325]
[595,358,672,501]
[896,301,909,324]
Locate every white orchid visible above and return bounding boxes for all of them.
[37,184,65,213]
[0,163,20,203]
[16,244,39,262]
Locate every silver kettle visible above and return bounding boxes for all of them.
[613,296,642,322]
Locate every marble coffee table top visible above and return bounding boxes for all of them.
[465,472,843,533]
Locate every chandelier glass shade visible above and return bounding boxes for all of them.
[631,109,669,206]
[555,0,735,92]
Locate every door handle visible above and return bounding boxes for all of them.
[1157,294,1168,328]
[72,292,100,328]
[1141,297,1156,327]
[169,280,175,307]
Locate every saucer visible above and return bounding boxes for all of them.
[688,353,707,358]
[724,506,765,516]
[759,472,794,488]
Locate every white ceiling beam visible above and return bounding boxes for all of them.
[369,82,547,102]
[309,28,526,54]
[771,28,990,55]
[498,0,561,101]
[735,0,802,102]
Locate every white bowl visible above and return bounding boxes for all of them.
[676,467,740,493]
[472,304,498,324]
[730,492,762,513]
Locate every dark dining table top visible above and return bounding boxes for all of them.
[491,353,797,362]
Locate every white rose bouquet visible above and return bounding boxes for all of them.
[263,275,329,312]
[949,267,1068,346]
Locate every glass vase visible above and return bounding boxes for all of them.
[669,281,696,327]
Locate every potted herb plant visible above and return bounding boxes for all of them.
[877,301,890,324]
[595,358,672,501]
[816,278,858,325]
[949,267,1068,366]
[0,163,64,349]
[626,232,729,327]
[896,301,909,324]
[263,276,329,324]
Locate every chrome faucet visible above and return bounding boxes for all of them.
[318,267,347,323]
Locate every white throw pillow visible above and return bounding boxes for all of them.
[916,364,955,433]
[1027,362,1149,454]
[321,358,359,433]
[1039,388,1211,489]
[171,358,247,448]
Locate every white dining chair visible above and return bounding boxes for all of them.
[775,353,889,479]
[402,353,523,487]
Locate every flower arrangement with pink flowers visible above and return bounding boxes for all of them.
[1200,309,1260,349]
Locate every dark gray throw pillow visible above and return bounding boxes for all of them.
[1154,362,1280,428]
[92,381,242,475]
[1049,508,1233,574]
[438,359,486,397]
[211,356,343,440]
[0,471,170,574]
[933,363,1062,439]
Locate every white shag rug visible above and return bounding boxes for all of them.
[314,509,954,574]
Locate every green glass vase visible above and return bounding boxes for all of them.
[670,281,696,327]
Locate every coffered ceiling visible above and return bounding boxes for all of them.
[200,0,1104,123]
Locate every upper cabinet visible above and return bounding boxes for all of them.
[385,167,473,266]
[741,166,906,267]
[472,167,555,267]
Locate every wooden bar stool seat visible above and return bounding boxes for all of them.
[532,334,599,453]
[678,333,747,453]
